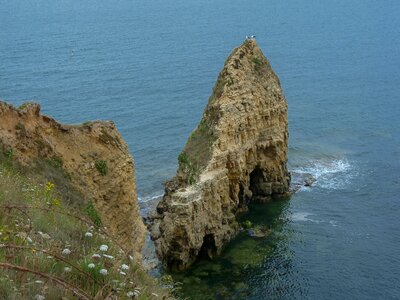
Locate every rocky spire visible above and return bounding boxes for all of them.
[152,39,291,271]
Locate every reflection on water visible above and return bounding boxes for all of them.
[171,200,306,300]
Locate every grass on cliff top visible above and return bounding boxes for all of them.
[0,159,174,299]
[178,116,218,186]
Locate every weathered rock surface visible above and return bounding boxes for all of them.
[152,39,291,271]
[0,101,146,260]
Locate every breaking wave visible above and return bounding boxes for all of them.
[290,158,355,190]
[138,193,164,203]
[138,192,164,216]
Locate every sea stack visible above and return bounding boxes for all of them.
[0,102,146,260]
[152,39,291,270]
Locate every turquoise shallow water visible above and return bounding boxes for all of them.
[1,0,400,299]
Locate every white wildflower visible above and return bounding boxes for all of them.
[121,264,129,270]
[62,248,71,255]
[35,295,45,300]
[84,232,93,238]
[92,253,101,260]
[26,237,33,243]
[99,244,108,252]
[88,263,95,269]
[99,268,108,276]
[103,254,114,259]
[64,267,72,273]
[119,271,126,276]
[126,291,134,297]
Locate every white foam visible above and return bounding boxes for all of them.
[291,212,320,223]
[291,158,354,190]
[138,193,164,203]
[329,220,339,227]
[291,212,340,228]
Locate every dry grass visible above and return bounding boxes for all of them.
[0,162,174,300]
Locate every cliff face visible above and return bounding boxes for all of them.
[152,40,291,270]
[0,102,146,260]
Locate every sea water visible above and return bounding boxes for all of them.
[1,0,400,299]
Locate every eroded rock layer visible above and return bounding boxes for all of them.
[152,40,290,270]
[0,101,146,260]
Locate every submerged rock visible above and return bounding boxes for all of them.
[152,39,291,271]
[304,174,316,187]
[290,172,316,192]
[0,101,146,260]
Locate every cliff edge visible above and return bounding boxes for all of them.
[0,101,146,260]
[152,39,291,270]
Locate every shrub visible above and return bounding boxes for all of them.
[242,220,253,229]
[47,156,63,169]
[252,57,262,65]
[84,202,102,227]
[95,160,107,176]
[4,148,14,159]
[178,152,199,185]
[178,152,190,166]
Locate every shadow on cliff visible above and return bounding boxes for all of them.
[170,198,298,300]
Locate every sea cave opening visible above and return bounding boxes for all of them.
[198,234,217,260]
[249,166,271,203]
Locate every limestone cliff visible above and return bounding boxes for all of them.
[152,39,291,270]
[0,101,146,260]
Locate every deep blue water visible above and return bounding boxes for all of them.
[1,0,400,299]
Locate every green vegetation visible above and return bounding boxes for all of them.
[18,102,35,110]
[180,116,217,185]
[242,220,253,229]
[4,148,13,160]
[252,57,264,73]
[95,160,108,176]
[0,141,80,207]
[47,156,63,169]
[178,152,199,185]
[177,152,190,167]
[84,202,102,227]
[252,57,262,66]
[0,161,173,299]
